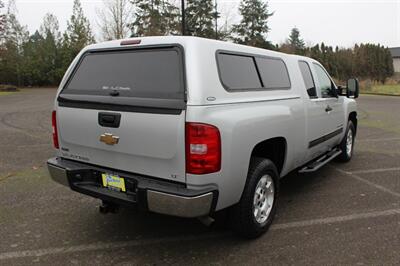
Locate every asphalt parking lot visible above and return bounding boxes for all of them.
[0,89,399,265]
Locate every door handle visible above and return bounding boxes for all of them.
[325,105,333,112]
[98,112,121,128]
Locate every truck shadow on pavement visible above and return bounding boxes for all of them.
[69,166,344,243]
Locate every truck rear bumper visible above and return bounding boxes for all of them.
[47,157,217,218]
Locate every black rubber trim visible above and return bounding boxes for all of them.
[58,95,184,115]
[48,157,186,186]
[309,128,343,148]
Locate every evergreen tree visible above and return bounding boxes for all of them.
[0,0,29,86]
[38,14,62,85]
[130,0,180,36]
[232,0,274,49]
[303,42,394,82]
[63,0,95,63]
[385,48,394,78]
[186,0,215,38]
[8,13,62,86]
[287,27,305,54]
[22,31,44,85]
[162,0,180,36]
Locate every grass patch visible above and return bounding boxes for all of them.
[0,91,17,96]
[361,84,400,96]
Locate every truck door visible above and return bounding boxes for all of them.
[298,61,332,162]
[311,63,345,150]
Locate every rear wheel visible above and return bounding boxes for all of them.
[336,121,355,162]
[230,157,279,238]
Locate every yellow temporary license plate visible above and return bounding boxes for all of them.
[102,173,126,192]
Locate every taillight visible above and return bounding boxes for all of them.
[186,123,221,175]
[52,111,59,149]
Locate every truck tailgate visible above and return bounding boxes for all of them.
[57,107,186,183]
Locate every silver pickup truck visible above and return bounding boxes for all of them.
[47,36,358,238]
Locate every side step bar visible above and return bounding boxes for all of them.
[299,148,342,173]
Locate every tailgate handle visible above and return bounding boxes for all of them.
[98,112,121,128]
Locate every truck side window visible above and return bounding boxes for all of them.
[298,61,317,98]
[217,53,262,90]
[313,63,335,98]
[255,57,291,89]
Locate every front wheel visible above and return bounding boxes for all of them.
[230,158,279,238]
[336,121,355,162]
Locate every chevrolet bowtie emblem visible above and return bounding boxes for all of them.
[100,133,120,145]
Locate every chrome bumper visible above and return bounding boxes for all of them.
[147,190,214,218]
[47,158,216,218]
[47,163,69,186]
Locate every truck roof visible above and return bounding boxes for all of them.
[85,36,305,61]
[77,36,315,106]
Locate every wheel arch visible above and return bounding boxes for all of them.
[249,137,287,176]
[348,111,358,136]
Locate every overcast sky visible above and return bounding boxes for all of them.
[9,0,400,48]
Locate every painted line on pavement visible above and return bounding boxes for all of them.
[331,167,400,198]
[350,167,400,174]
[2,208,400,260]
[0,233,227,261]
[271,208,400,230]
[358,138,400,142]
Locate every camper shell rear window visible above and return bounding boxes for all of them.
[58,45,186,112]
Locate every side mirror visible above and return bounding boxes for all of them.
[347,78,359,99]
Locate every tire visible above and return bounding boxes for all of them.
[336,121,355,162]
[230,157,279,238]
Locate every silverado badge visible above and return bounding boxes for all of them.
[100,133,120,145]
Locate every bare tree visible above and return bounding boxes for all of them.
[0,0,5,38]
[97,0,134,41]
[40,13,61,42]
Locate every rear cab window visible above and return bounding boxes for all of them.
[59,46,186,112]
[298,61,317,98]
[216,51,291,91]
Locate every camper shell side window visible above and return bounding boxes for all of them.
[216,50,291,92]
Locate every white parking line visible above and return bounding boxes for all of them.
[331,167,400,198]
[358,138,400,142]
[0,233,226,261]
[271,208,400,230]
[350,167,400,174]
[2,208,400,260]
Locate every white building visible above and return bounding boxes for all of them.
[389,47,400,73]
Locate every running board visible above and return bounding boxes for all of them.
[299,149,342,173]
